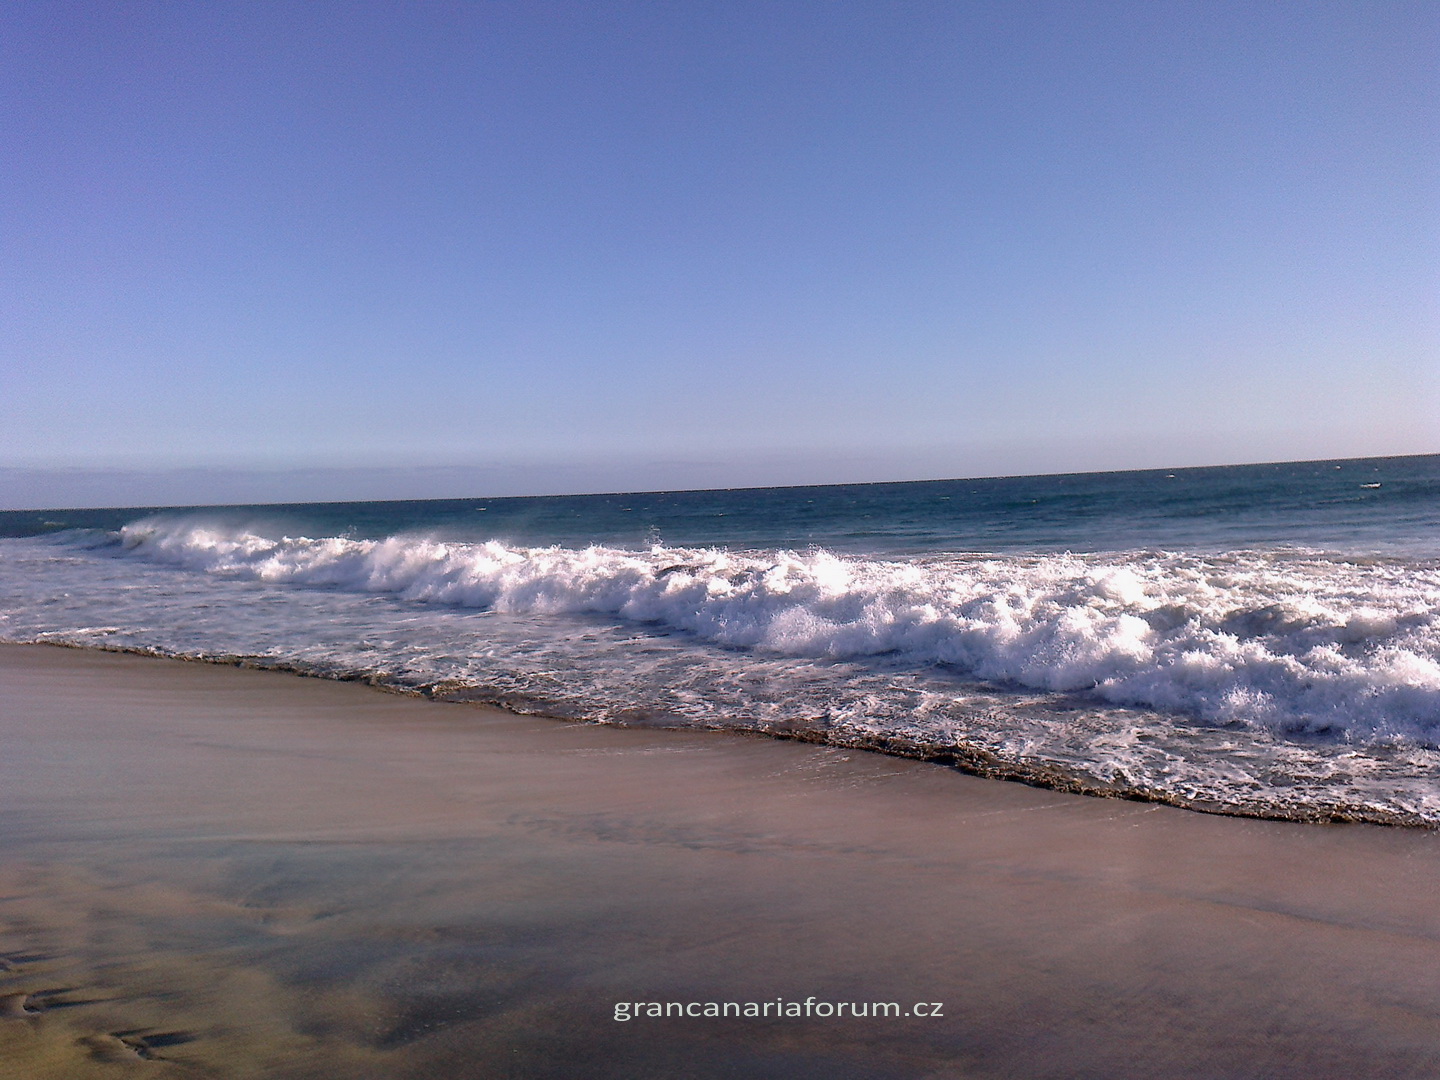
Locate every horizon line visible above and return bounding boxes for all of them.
[1,450,1434,515]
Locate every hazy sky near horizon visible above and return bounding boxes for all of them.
[2,0,1436,505]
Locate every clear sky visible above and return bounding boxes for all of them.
[1,1,1436,507]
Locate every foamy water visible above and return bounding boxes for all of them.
[3,457,1439,823]
[113,519,1440,741]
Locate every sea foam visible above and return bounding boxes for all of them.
[117,519,1440,746]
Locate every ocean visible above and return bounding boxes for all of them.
[2,454,1438,825]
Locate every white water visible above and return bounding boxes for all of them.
[4,521,1440,823]
[116,519,1440,744]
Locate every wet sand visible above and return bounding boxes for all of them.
[2,643,1439,1079]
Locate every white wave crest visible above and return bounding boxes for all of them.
[118,519,1440,743]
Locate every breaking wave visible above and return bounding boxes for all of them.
[118,518,1440,746]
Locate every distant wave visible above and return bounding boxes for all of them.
[117,518,1440,745]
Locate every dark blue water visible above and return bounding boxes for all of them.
[3,455,1437,556]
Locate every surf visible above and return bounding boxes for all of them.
[113,517,1440,747]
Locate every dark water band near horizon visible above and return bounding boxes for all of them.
[2,453,1438,824]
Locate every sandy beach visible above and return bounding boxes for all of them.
[2,643,1439,1078]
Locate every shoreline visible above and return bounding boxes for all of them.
[3,642,1440,1077]
[23,639,1437,829]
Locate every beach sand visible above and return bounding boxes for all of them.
[2,644,1439,1078]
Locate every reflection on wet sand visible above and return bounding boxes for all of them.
[4,644,1440,1079]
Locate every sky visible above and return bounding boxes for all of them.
[1,0,1436,508]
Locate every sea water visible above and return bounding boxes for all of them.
[2,455,1438,824]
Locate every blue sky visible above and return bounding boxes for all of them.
[1,1,1435,506]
